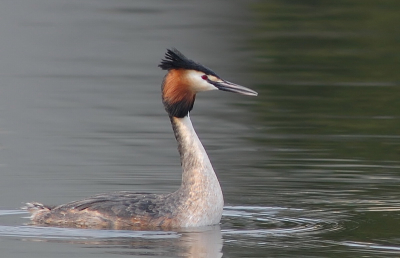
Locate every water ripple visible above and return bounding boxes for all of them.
[221,206,343,237]
[3,207,399,256]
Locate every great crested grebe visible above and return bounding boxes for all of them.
[25,48,257,230]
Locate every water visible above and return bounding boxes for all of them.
[0,0,399,257]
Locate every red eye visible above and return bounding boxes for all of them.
[201,75,208,80]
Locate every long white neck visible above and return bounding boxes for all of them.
[170,115,224,227]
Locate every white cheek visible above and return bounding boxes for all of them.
[186,71,218,92]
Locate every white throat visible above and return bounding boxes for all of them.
[171,115,224,227]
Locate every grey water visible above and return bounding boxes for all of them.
[0,1,399,257]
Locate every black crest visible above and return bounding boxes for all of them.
[158,48,219,77]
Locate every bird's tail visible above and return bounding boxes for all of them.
[23,202,52,214]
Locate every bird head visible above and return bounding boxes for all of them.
[159,48,257,118]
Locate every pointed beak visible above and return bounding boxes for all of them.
[212,80,258,96]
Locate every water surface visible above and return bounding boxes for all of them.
[0,0,400,257]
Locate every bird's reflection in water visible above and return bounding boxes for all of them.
[21,225,223,258]
[180,225,223,258]
[112,225,223,258]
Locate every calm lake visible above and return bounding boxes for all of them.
[0,1,399,257]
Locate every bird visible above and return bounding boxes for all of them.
[25,48,257,230]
